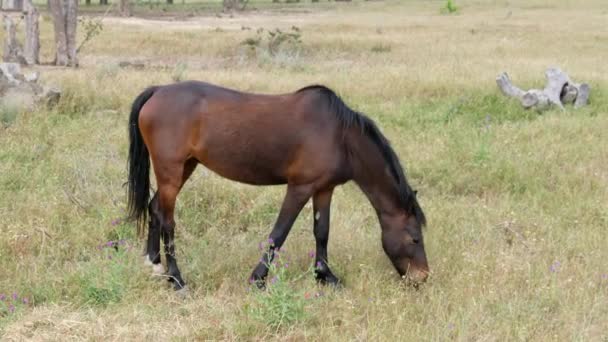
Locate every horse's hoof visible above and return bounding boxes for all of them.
[167,274,186,290]
[152,263,165,275]
[250,278,266,290]
[316,274,342,288]
[175,285,190,297]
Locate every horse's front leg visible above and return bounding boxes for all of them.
[312,188,341,286]
[250,183,313,288]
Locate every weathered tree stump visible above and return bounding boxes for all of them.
[496,67,590,111]
[0,62,61,112]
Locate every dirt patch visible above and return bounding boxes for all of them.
[101,11,324,31]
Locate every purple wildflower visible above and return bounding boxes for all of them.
[270,276,278,284]
[448,323,455,331]
[284,263,289,268]
[601,274,607,281]
[111,219,120,226]
[316,261,323,269]
[118,239,126,245]
[268,237,274,245]
[549,261,561,273]
[106,241,114,247]
[22,298,28,304]
[8,304,15,313]
[0,294,5,301]
[12,293,18,300]
[308,251,315,258]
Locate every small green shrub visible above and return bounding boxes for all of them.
[77,239,134,307]
[370,43,392,53]
[245,242,320,331]
[442,0,458,14]
[240,26,303,67]
[77,16,104,54]
[0,106,19,127]
[172,62,189,82]
[473,115,493,166]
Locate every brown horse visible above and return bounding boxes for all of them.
[126,81,429,291]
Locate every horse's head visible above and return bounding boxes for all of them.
[380,209,429,284]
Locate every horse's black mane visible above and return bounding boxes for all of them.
[297,85,426,226]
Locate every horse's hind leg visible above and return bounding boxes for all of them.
[144,192,163,275]
[150,158,198,290]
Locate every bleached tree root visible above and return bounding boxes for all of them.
[496,67,590,111]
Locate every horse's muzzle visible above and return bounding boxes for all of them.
[406,267,429,284]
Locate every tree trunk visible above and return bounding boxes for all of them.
[2,15,25,64]
[99,0,107,5]
[120,0,131,16]
[65,0,77,66]
[23,0,40,65]
[48,0,78,67]
[48,0,68,66]
[166,0,172,4]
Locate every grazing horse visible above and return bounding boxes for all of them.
[126,81,429,290]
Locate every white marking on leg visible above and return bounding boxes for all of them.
[315,211,321,221]
[152,263,165,275]
[144,255,153,266]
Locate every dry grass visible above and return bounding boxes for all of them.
[1,0,607,340]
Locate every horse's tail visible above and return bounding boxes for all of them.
[127,86,158,236]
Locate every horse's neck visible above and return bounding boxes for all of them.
[348,133,401,217]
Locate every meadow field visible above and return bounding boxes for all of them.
[1,0,607,340]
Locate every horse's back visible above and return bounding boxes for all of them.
[139,81,347,187]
